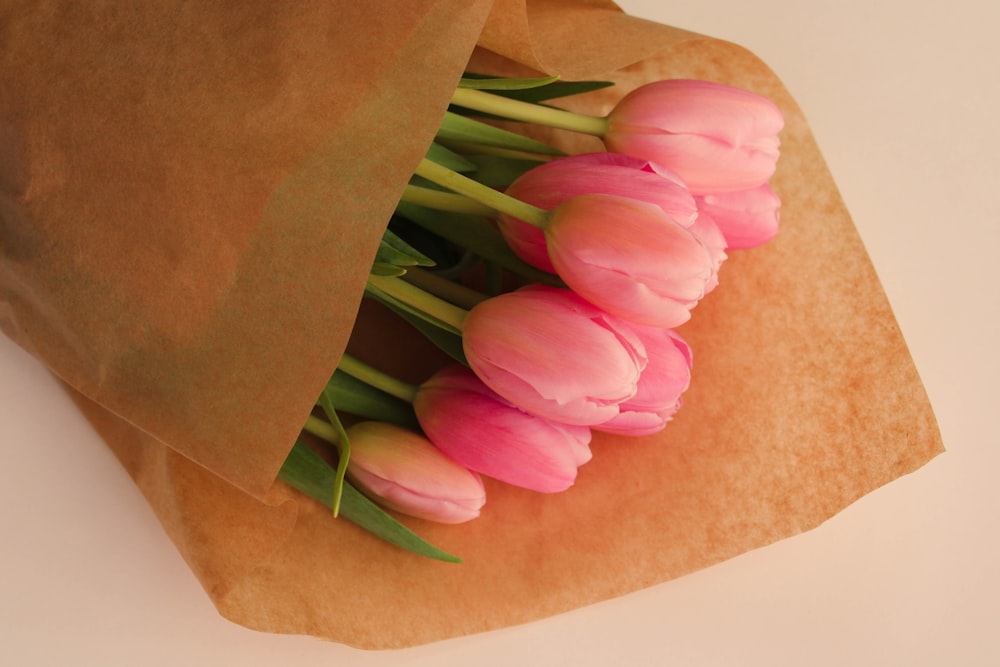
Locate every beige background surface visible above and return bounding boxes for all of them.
[1,1,996,664]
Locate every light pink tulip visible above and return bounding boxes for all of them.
[605,79,784,195]
[499,153,722,304]
[596,325,693,436]
[344,421,485,524]
[499,153,698,272]
[414,365,592,493]
[695,184,781,249]
[462,284,647,426]
[545,193,713,327]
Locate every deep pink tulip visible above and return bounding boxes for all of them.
[695,184,781,249]
[414,365,593,493]
[596,325,693,436]
[344,421,485,524]
[462,284,647,426]
[605,79,784,195]
[499,153,698,272]
[545,193,713,327]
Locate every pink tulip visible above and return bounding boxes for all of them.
[695,184,781,249]
[499,153,698,272]
[344,421,485,524]
[596,325,693,436]
[545,193,713,327]
[414,365,592,493]
[462,284,647,426]
[605,79,784,195]
[498,153,721,306]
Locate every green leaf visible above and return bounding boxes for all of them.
[395,202,564,288]
[437,111,564,157]
[487,79,615,103]
[279,441,461,563]
[387,215,466,271]
[425,141,477,173]
[375,228,435,268]
[369,262,407,277]
[458,74,561,91]
[325,370,419,428]
[315,391,350,517]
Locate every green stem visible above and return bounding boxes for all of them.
[337,353,419,403]
[303,414,341,443]
[414,158,550,229]
[451,87,610,137]
[314,391,350,518]
[366,273,469,332]
[403,267,488,310]
[401,184,495,216]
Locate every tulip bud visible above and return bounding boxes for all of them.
[596,325,693,436]
[499,153,698,273]
[462,284,647,426]
[605,79,784,195]
[414,365,592,493]
[345,421,485,524]
[695,184,781,249]
[545,193,713,327]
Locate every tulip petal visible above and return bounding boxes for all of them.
[696,184,781,249]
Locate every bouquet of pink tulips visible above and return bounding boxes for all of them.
[282,74,786,559]
[2,0,941,648]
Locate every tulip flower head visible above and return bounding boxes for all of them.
[596,325,693,436]
[462,284,647,426]
[605,79,784,195]
[414,365,593,493]
[545,193,713,327]
[345,421,486,524]
[499,153,699,272]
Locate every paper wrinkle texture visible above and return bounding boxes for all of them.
[0,0,943,649]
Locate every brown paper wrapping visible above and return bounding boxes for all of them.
[0,0,943,649]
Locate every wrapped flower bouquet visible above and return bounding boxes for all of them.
[0,0,942,649]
